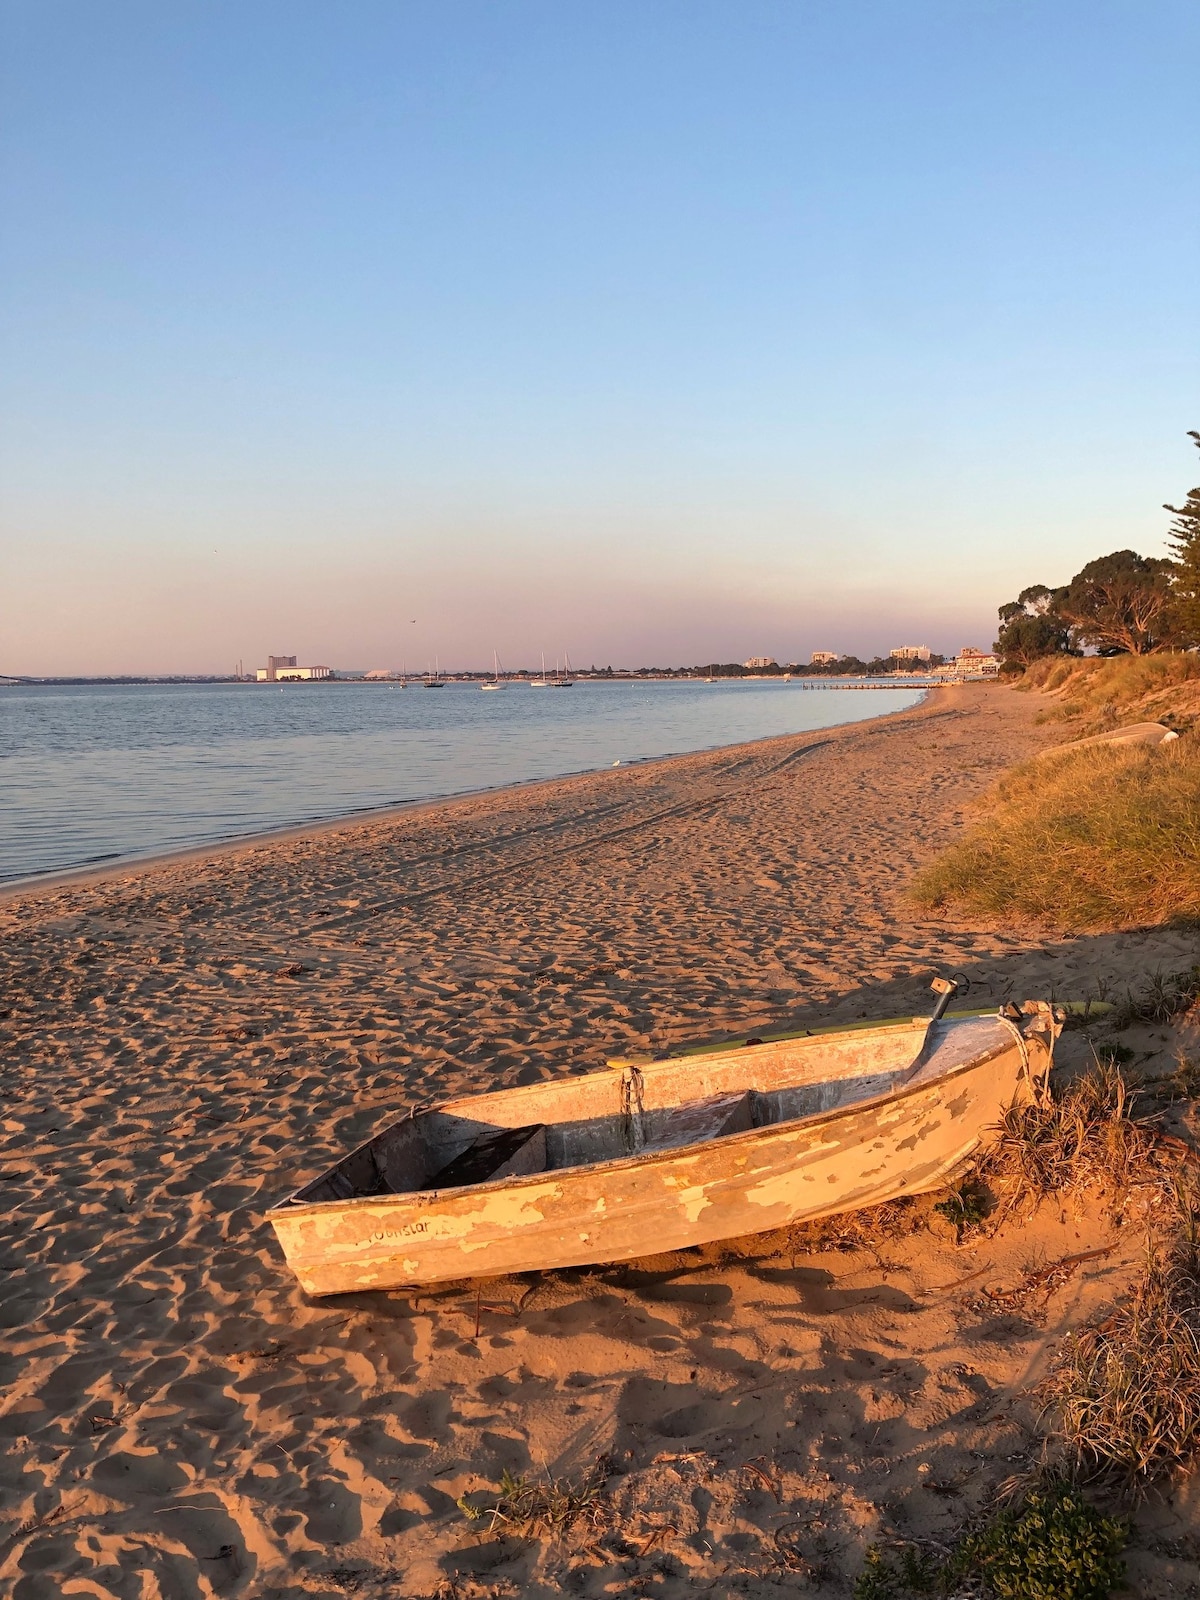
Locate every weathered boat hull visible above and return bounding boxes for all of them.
[269,1009,1056,1296]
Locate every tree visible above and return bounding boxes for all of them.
[1165,431,1200,645]
[994,583,1072,666]
[1055,549,1179,655]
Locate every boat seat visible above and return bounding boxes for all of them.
[639,1091,756,1153]
[426,1124,548,1190]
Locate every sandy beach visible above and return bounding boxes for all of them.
[3,681,1198,1597]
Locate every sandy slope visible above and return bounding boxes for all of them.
[1,682,1198,1597]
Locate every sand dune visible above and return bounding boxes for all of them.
[2,682,1198,1596]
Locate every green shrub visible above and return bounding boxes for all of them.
[853,1543,938,1599]
[933,1177,990,1238]
[955,1483,1127,1600]
[854,1488,1127,1599]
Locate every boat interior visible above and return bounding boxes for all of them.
[284,1011,1016,1209]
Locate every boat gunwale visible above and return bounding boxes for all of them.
[607,1005,1001,1063]
[271,1015,1027,1218]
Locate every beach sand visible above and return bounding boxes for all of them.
[2,682,1198,1597]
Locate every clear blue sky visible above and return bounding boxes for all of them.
[2,1,1196,673]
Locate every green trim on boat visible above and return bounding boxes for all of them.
[606,998,1110,1068]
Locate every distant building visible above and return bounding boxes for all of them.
[257,656,332,682]
[743,656,777,670]
[889,645,931,663]
[810,650,839,665]
[953,647,999,678]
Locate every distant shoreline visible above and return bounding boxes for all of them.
[2,672,939,687]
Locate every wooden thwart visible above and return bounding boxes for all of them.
[639,1091,756,1153]
[428,1124,547,1189]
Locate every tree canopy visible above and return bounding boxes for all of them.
[1055,549,1178,656]
[1165,431,1200,642]
[994,434,1200,666]
[994,584,1072,665]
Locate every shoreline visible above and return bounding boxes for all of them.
[0,686,930,904]
[4,678,1198,1596]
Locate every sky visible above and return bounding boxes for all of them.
[1,1,1197,675]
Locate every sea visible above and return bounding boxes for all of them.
[0,678,926,883]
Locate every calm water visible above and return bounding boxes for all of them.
[0,679,924,882]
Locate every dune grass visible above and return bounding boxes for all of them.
[909,739,1200,932]
[1021,651,1200,733]
[980,1059,1156,1214]
[1042,1230,1200,1492]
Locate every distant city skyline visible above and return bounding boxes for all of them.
[2,3,1195,676]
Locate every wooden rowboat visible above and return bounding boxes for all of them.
[269,984,1062,1296]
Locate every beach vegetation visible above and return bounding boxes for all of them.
[933,1175,990,1239]
[979,1062,1177,1235]
[1021,650,1200,745]
[456,1465,606,1541]
[978,1058,1155,1216]
[1041,1229,1200,1491]
[855,1485,1127,1600]
[1109,965,1199,1028]
[853,1542,939,1598]
[994,550,1185,671]
[908,738,1200,932]
[995,432,1200,670]
[995,583,1074,667]
[950,1482,1128,1600]
[1164,430,1200,642]
[1055,549,1180,656]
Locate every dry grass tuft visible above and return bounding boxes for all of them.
[1042,1230,1200,1491]
[457,1465,608,1542]
[1110,966,1199,1028]
[981,1060,1157,1218]
[782,1194,931,1256]
[908,739,1200,932]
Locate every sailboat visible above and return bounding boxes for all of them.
[529,652,551,688]
[423,656,445,688]
[481,651,506,690]
[545,649,574,688]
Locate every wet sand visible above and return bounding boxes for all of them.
[2,681,1197,1597]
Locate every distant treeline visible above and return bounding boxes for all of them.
[604,656,945,678]
[3,675,244,686]
[996,431,1200,668]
